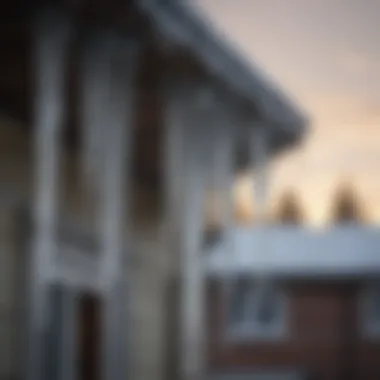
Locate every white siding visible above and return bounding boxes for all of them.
[0,118,172,380]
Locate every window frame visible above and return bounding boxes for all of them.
[224,279,289,342]
[360,280,380,339]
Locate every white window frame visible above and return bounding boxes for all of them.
[224,279,289,342]
[360,280,380,339]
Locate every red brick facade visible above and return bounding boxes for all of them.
[206,280,380,380]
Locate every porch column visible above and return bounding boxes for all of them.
[163,82,187,275]
[212,101,236,264]
[93,35,139,380]
[27,9,71,380]
[156,80,189,380]
[180,85,214,380]
[211,102,239,355]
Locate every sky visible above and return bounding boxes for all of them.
[195,0,380,226]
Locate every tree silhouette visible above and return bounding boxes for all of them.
[275,190,304,224]
[330,183,364,224]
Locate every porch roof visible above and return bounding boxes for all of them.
[0,0,309,191]
[138,0,308,143]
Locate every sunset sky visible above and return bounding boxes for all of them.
[196,0,380,226]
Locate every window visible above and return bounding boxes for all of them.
[361,280,380,338]
[225,278,288,342]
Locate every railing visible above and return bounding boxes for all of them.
[205,226,380,277]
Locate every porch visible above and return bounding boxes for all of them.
[0,2,307,380]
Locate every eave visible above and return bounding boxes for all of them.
[138,0,309,150]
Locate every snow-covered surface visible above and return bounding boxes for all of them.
[205,226,380,277]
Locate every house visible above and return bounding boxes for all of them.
[0,1,307,380]
[206,207,380,380]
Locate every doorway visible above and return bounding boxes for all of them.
[77,292,102,380]
[45,285,102,380]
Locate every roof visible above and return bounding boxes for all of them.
[205,226,380,278]
[0,0,308,187]
[138,0,308,143]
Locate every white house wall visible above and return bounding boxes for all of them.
[0,116,172,380]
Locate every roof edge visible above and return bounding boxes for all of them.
[138,0,309,141]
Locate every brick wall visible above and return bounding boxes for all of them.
[207,280,380,380]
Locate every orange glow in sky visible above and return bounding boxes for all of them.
[196,0,380,226]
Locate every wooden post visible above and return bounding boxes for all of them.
[179,86,214,380]
[163,82,187,274]
[212,106,237,353]
[95,35,139,380]
[212,109,236,269]
[26,9,71,380]
[180,129,207,380]
[162,81,189,380]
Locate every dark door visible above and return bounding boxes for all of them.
[78,293,102,380]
